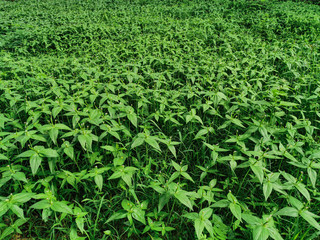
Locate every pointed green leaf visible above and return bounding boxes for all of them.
[78,135,87,150]
[307,167,317,188]
[64,146,75,160]
[275,207,298,217]
[204,219,214,237]
[183,212,198,220]
[10,205,24,219]
[49,128,59,145]
[295,182,310,201]
[200,208,213,220]
[174,191,193,210]
[108,171,122,180]
[17,150,35,158]
[106,211,127,223]
[12,172,27,183]
[145,137,161,152]
[12,193,34,203]
[194,128,208,139]
[76,217,85,233]
[158,193,171,212]
[30,200,51,210]
[168,172,180,183]
[127,113,138,128]
[288,196,304,210]
[263,182,273,201]
[131,137,144,149]
[300,210,320,230]
[40,148,59,158]
[94,174,103,191]
[30,154,42,175]
[253,226,269,240]
[0,227,14,240]
[181,172,194,183]
[229,203,241,221]
[51,201,73,215]
[194,218,205,239]
[172,161,181,171]
[0,154,8,160]
[242,213,262,225]
[168,145,177,158]
[251,164,264,184]
[132,207,146,225]
[268,227,284,240]
[0,202,9,217]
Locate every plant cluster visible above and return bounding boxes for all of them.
[0,0,320,239]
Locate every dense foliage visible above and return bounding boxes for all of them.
[1,0,320,239]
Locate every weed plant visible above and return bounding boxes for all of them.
[0,0,320,239]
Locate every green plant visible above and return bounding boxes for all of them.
[0,0,320,239]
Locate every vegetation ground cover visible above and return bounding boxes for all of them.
[1,0,320,239]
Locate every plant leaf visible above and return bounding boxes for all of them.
[253,226,269,240]
[300,210,320,230]
[275,207,298,217]
[263,181,273,201]
[174,191,193,210]
[131,137,145,149]
[30,200,51,210]
[0,154,8,160]
[94,174,103,191]
[132,207,146,225]
[51,201,73,215]
[145,137,161,152]
[295,182,310,201]
[12,193,34,203]
[64,146,75,160]
[194,218,204,239]
[12,172,28,183]
[106,211,127,223]
[307,167,317,188]
[30,154,42,176]
[0,202,9,217]
[229,203,241,221]
[40,148,59,158]
[10,205,24,219]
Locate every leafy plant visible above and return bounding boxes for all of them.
[1,0,320,239]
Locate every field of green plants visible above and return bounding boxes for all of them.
[1,0,320,239]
